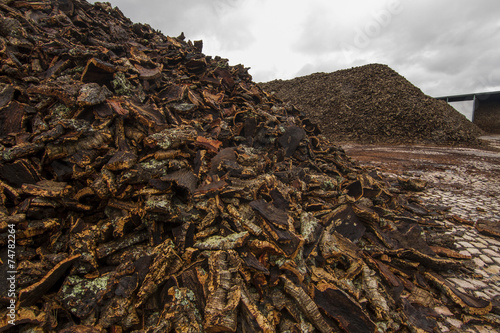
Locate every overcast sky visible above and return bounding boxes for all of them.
[102,0,500,98]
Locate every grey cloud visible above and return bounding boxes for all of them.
[292,1,408,56]
[110,0,253,51]
[287,0,500,95]
[253,67,279,83]
[369,1,500,95]
[290,4,340,54]
[293,55,367,79]
[294,63,326,78]
[108,0,500,97]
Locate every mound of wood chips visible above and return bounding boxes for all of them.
[0,1,497,332]
[260,64,483,145]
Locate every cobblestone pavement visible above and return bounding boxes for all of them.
[343,136,500,332]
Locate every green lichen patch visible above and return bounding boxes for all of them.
[51,103,72,121]
[145,194,174,214]
[194,231,249,250]
[59,274,111,318]
[112,72,134,96]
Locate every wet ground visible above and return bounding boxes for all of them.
[342,136,500,332]
[342,136,500,224]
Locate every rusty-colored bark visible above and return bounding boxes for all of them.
[0,1,494,332]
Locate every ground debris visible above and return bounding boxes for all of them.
[475,219,500,238]
[0,1,493,332]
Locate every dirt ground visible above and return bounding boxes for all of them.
[342,135,500,230]
[342,135,500,175]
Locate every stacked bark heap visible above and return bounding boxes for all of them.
[260,65,483,145]
[0,1,497,332]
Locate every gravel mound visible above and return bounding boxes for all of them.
[260,64,483,145]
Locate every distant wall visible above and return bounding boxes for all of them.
[436,92,500,134]
[474,97,500,134]
[449,101,474,121]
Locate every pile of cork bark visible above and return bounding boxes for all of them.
[260,64,483,145]
[0,1,497,332]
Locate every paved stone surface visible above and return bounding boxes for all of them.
[480,254,495,265]
[343,137,500,332]
[487,238,500,246]
[467,248,482,255]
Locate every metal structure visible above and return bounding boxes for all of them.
[435,91,500,133]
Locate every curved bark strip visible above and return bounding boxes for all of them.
[203,251,241,332]
[282,276,331,333]
[0,1,492,331]
[314,282,377,333]
[426,272,492,316]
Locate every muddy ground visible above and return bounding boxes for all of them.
[342,135,500,224]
